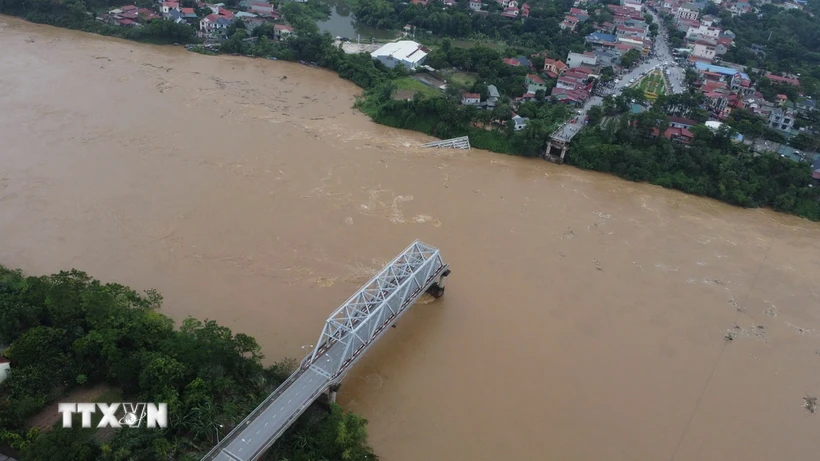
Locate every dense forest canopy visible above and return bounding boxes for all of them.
[0,267,376,460]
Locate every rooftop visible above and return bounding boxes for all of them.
[371,41,428,64]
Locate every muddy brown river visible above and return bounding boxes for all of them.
[2,17,820,461]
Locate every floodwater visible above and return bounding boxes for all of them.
[317,1,397,40]
[2,17,820,461]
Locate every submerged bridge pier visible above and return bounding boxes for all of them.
[202,240,450,461]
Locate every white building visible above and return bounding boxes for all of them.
[0,358,9,384]
[371,41,428,70]
[622,0,642,12]
[462,93,481,105]
[512,114,529,130]
[692,43,716,61]
[675,3,699,20]
[566,51,597,68]
[685,25,720,40]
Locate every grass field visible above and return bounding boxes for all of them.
[394,76,441,98]
[448,71,477,87]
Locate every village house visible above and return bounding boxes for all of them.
[662,126,695,144]
[512,114,529,130]
[675,2,699,20]
[0,357,9,384]
[247,1,275,15]
[486,85,500,107]
[567,51,597,68]
[730,1,751,16]
[525,74,547,93]
[621,0,642,11]
[560,15,580,30]
[274,24,294,40]
[768,107,796,132]
[765,73,800,87]
[160,1,180,14]
[469,0,482,10]
[200,13,232,34]
[502,7,520,18]
[543,58,568,78]
[462,93,481,106]
[691,42,717,62]
[668,116,698,129]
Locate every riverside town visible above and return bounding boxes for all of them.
[1,0,820,459]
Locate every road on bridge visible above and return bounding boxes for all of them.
[206,342,348,461]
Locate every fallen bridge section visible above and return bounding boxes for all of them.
[420,136,471,149]
[202,240,450,461]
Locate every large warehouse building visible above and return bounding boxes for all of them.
[370,41,429,70]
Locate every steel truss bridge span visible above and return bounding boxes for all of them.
[202,240,450,461]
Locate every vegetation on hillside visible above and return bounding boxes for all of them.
[0,267,376,460]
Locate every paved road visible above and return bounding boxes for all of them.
[208,342,349,461]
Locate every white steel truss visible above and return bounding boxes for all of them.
[306,240,448,379]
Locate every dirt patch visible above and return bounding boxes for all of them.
[392,89,415,101]
[27,384,118,432]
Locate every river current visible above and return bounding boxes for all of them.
[2,17,819,461]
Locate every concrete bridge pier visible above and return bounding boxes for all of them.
[543,139,568,165]
[328,384,341,403]
[426,269,451,299]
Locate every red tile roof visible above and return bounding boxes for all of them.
[180,7,195,13]
[503,57,521,66]
[669,116,697,126]
[527,73,545,84]
[0,357,9,364]
[765,73,800,87]
[463,93,480,99]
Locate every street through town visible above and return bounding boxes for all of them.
[552,8,686,143]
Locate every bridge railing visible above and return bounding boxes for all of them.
[307,240,446,379]
[244,381,331,461]
[200,358,314,460]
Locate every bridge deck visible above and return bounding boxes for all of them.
[202,240,448,461]
[206,345,346,461]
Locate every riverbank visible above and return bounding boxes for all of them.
[4,6,820,223]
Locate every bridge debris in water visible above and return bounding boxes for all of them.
[420,136,471,150]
